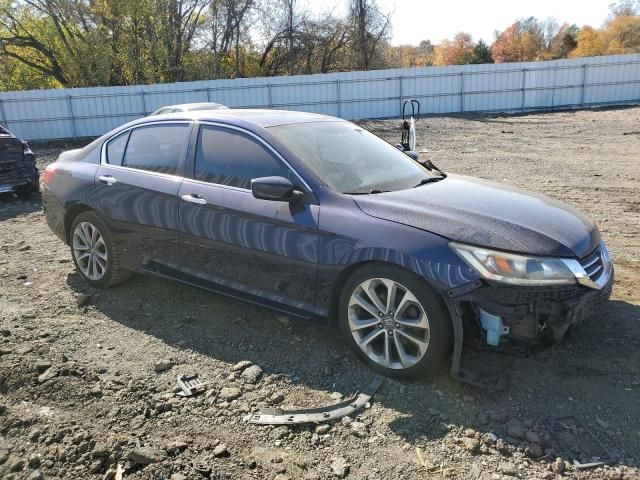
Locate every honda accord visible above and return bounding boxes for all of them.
[42,110,613,379]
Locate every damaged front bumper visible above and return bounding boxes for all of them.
[447,240,615,347]
[445,262,613,389]
[466,272,614,345]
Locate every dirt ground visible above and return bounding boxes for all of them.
[0,106,639,480]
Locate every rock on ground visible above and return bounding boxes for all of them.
[219,387,242,401]
[154,359,174,372]
[231,360,253,372]
[331,457,350,478]
[240,364,263,383]
[212,443,228,457]
[127,447,165,465]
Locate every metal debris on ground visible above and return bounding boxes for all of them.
[245,376,384,425]
[193,462,211,477]
[415,447,429,472]
[176,374,208,397]
[193,462,229,479]
[550,415,614,470]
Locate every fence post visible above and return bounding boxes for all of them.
[336,79,342,118]
[580,64,588,107]
[66,95,77,140]
[267,83,273,109]
[206,87,212,102]
[521,68,527,111]
[0,99,6,128]
[399,75,403,116]
[141,90,147,116]
[459,72,464,113]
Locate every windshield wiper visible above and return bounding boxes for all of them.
[413,176,445,188]
[344,189,389,195]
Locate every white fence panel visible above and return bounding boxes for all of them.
[0,54,638,140]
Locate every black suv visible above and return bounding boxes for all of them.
[0,125,39,195]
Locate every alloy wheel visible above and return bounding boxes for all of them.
[347,278,430,370]
[72,221,108,281]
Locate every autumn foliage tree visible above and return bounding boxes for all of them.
[570,0,640,57]
[389,40,435,67]
[434,32,473,65]
[602,11,640,53]
[570,26,606,57]
[491,18,577,63]
[432,33,494,65]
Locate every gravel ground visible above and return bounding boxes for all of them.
[0,106,639,480]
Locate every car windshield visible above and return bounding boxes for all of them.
[268,121,436,194]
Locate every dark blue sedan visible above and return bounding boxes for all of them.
[42,110,613,379]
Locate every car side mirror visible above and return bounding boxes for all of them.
[251,176,304,203]
[405,150,419,161]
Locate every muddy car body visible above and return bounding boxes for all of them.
[41,110,613,378]
[0,125,39,195]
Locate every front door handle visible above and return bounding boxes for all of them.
[181,194,207,205]
[98,175,117,185]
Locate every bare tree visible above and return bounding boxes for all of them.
[316,16,350,73]
[609,0,640,17]
[348,0,391,70]
[257,1,351,76]
[207,0,255,78]
[153,0,210,82]
[258,0,309,75]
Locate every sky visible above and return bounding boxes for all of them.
[307,0,615,45]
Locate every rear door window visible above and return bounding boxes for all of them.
[195,125,293,189]
[122,124,190,175]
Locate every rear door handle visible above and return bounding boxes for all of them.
[181,194,207,205]
[98,175,117,185]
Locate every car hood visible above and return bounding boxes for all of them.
[353,174,599,258]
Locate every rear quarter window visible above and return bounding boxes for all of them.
[105,131,129,166]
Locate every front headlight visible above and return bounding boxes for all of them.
[450,242,577,286]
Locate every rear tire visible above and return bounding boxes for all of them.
[338,264,451,379]
[70,211,131,288]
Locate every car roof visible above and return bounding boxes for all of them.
[139,109,343,128]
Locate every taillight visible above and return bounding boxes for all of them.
[43,162,59,185]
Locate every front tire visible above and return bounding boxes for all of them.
[70,211,131,288]
[338,264,451,378]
